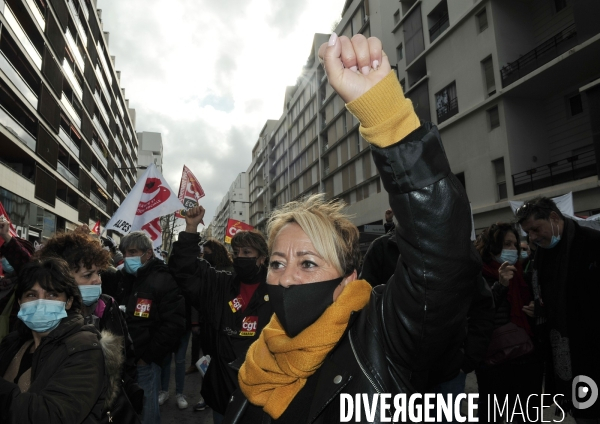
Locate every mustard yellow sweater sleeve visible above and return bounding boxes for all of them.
[345,71,420,148]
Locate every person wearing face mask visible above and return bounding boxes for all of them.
[474,222,543,423]
[219,34,481,423]
[169,211,271,423]
[0,257,124,423]
[39,229,143,423]
[114,231,186,424]
[516,197,600,423]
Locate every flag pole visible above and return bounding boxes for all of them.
[168,212,177,254]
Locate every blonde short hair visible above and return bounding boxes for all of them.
[267,194,360,276]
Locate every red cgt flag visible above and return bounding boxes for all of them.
[175,165,205,221]
[0,201,18,248]
[224,219,254,244]
[91,220,101,235]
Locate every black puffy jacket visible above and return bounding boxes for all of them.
[110,258,186,365]
[169,240,273,413]
[225,124,483,424]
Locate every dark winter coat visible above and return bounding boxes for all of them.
[359,231,399,287]
[108,258,186,365]
[535,219,600,419]
[0,314,123,423]
[224,124,483,424]
[169,243,272,414]
[86,294,144,421]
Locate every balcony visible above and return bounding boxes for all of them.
[93,115,109,146]
[24,0,46,30]
[95,65,111,104]
[65,29,84,71]
[94,91,110,125]
[501,24,577,88]
[96,41,112,85]
[0,106,36,151]
[3,5,42,69]
[0,51,38,108]
[60,94,81,128]
[429,11,449,43]
[92,141,108,167]
[90,191,107,210]
[62,59,82,99]
[66,0,88,47]
[57,161,79,187]
[512,148,597,196]
[91,165,107,189]
[58,127,79,156]
[436,96,458,124]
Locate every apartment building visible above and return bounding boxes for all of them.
[393,0,600,229]
[211,172,250,244]
[136,131,163,179]
[0,0,139,243]
[245,0,600,237]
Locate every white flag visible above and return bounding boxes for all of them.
[106,164,183,256]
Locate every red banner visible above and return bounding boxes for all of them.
[92,220,101,235]
[0,201,18,248]
[175,165,205,219]
[224,219,254,244]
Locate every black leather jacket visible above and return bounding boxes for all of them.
[224,124,485,424]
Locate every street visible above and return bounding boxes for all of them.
[159,341,576,424]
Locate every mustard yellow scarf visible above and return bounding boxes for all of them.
[238,279,372,419]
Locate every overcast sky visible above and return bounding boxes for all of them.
[95,0,345,227]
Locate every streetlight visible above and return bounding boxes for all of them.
[116,166,147,171]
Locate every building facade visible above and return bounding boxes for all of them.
[245,0,600,236]
[211,172,250,244]
[393,0,600,230]
[136,131,163,179]
[0,0,139,244]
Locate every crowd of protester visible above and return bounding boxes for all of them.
[0,33,598,424]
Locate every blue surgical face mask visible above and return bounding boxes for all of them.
[496,249,518,265]
[1,257,14,274]
[124,255,144,274]
[520,251,529,260]
[79,285,102,306]
[538,221,561,249]
[17,299,67,333]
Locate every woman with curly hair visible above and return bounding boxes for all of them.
[39,230,143,423]
[474,223,543,423]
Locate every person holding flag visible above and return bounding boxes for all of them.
[168,205,272,424]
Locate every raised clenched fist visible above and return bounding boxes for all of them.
[318,33,390,103]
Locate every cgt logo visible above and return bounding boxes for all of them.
[572,375,598,410]
[240,316,258,336]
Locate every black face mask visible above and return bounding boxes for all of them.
[267,276,344,338]
[233,257,261,282]
[203,253,214,267]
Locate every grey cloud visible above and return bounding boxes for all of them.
[265,0,308,34]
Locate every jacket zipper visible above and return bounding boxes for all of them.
[348,330,381,394]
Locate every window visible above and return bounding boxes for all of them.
[482,56,496,96]
[488,106,500,129]
[428,1,449,43]
[476,9,488,33]
[554,0,567,13]
[435,82,458,124]
[493,158,507,200]
[568,93,583,116]
[455,172,466,190]
[404,4,425,64]
[394,10,400,24]
[396,43,403,61]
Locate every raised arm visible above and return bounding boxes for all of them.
[320,34,482,391]
[168,205,227,318]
